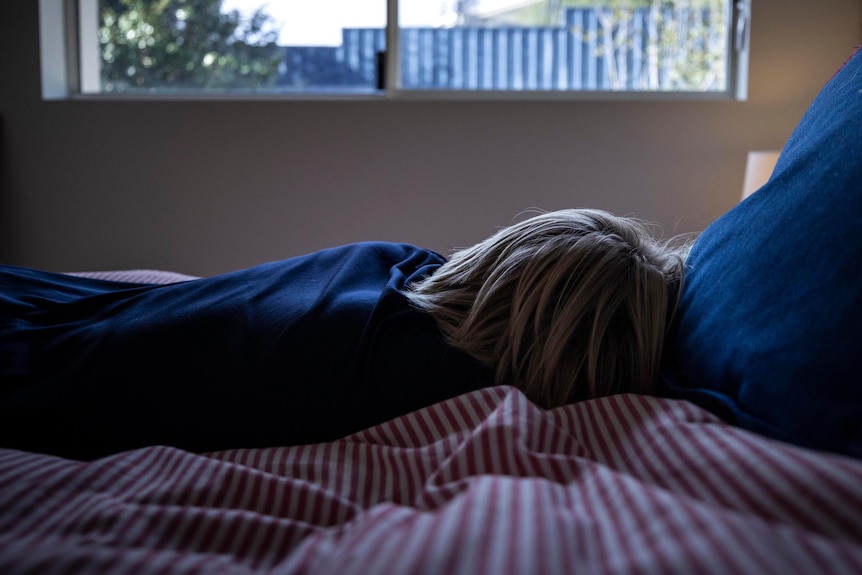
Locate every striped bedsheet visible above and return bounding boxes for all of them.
[1,387,861,574]
[65,269,200,284]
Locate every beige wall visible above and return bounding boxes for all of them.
[1,1,860,276]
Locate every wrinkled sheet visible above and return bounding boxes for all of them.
[2,387,861,574]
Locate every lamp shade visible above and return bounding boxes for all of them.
[742,150,781,200]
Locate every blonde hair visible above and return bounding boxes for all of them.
[405,209,690,409]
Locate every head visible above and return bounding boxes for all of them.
[405,209,690,409]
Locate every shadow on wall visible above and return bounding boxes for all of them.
[0,115,15,262]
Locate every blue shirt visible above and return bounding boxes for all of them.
[0,242,493,459]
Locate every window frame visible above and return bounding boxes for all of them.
[39,0,751,101]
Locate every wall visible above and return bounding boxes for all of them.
[1,1,860,276]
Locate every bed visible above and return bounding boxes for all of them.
[2,48,862,574]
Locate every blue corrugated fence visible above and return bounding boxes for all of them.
[279,6,721,91]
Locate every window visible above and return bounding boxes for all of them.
[40,0,750,100]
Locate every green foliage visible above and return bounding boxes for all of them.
[575,0,728,91]
[467,0,727,91]
[99,0,282,92]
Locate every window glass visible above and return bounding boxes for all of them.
[398,0,730,92]
[82,0,736,96]
[92,0,387,94]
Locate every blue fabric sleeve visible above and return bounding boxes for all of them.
[0,242,493,459]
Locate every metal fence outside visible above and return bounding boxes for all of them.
[278,6,722,92]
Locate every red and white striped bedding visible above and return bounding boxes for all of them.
[1,387,861,574]
[65,269,200,284]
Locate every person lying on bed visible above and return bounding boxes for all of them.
[0,208,688,460]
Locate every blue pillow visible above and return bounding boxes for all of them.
[662,48,862,458]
